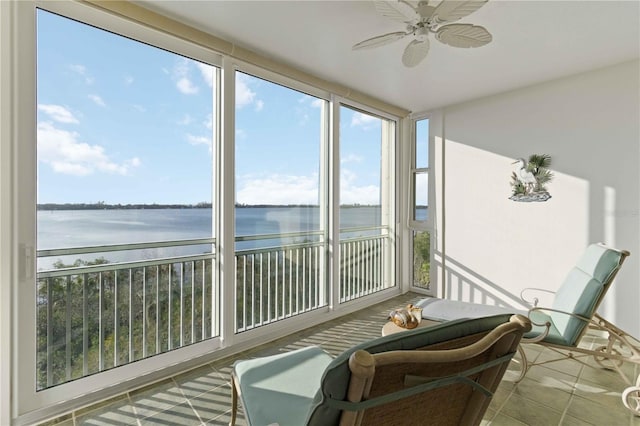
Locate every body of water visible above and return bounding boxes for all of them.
[37,206,421,270]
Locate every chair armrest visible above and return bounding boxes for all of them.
[521,306,592,344]
[529,306,592,324]
[520,288,556,307]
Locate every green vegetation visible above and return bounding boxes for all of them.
[37,257,215,389]
[37,202,212,211]
[413,231,430,289]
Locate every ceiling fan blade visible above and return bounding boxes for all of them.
[402,39,430,67]
[374,1,420,25]
[431,0,488,24]
[435,24,492,48]
[353,31,407,50]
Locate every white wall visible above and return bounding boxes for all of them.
[432,59,640,336]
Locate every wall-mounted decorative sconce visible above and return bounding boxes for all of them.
[510,154,553,202]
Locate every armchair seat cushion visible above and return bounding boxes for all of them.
[233,346,333,426]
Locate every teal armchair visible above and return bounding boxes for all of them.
[229,314,530,426]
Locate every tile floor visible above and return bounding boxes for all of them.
[39,292,640,426]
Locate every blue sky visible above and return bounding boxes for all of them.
[36,9,388,206]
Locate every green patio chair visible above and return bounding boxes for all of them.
[415,243,640,414]
[229,314,530,426]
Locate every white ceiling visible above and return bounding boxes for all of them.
[136,1,640,113]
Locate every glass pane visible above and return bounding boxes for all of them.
[415,118,429,168]
[339,106,382,231]
[339,106,393,302]
[413,172,428,221]
[234,72,325,331]
[36,10,217,389]
[413,230,430,289]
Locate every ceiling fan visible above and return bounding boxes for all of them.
[353,0,492,67]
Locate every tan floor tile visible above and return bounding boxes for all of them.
[76,395,139,426]
[559,414,597,426]
[207,409,247,426]
[130,378,187,419]
[174,365,226,399]
[487,412,528,426]
[523,364,579,389]
[511,377,572,413]
[138,399,202,426]
[566,393,632,425]
[189,386,235,423]
[499,393,563,426]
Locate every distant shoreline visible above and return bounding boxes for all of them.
[36,203,388,211]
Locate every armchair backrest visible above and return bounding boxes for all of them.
[305,314,530,426]
[550,243,629,346]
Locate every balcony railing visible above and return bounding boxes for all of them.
[36,239,217,390]
[339,232,388,302]
[36,229,390,390]
[235,232,325,333]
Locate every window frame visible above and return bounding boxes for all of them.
[409,114,434,293]
[409,115,431,231]
[15,0,224,419]
[334,100,399,305]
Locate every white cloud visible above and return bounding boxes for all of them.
[124,75,134,85]
[340,169,380,205]
[173,59,199,95]
[88,94,106,107]
[236,74,263,110]
[299,95,324,109]
[187,134,211,146]
[236,128,247,140]
[415,173,428,205]
[197,63,215,88]
[187,134,212,151]
[178,114,194,125]
[341,153,363,164]
[177,77,199,95]
[38,104,79,124]
[69,64,94,84]
[351,112,380,130]
[37,121,140,176]
[295,95,324,126]
[235,171,379,205]
[203,113,213,130]
[236,174,319,205]
[132,104,146,113]
[69,64,87,74]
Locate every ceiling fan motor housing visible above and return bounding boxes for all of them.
[413,26,429,41]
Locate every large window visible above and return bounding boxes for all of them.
[339,106,395,301]
[412,118,430,289]
[234,72,327,331]
[13,2,400,418]
[36,9,218,390]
